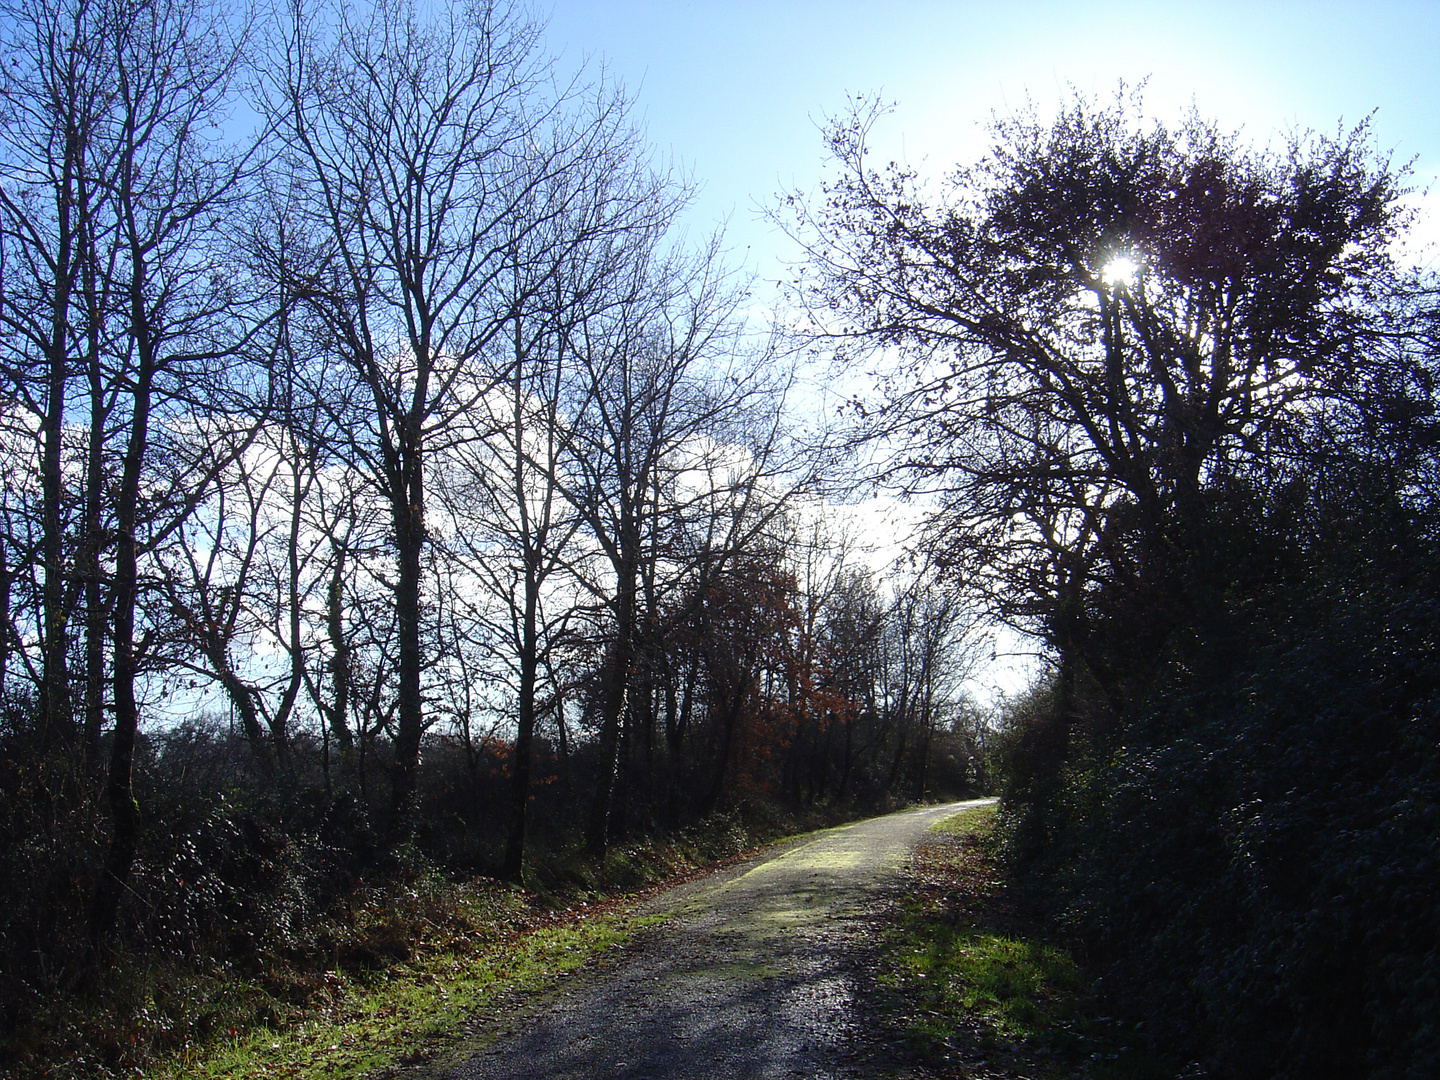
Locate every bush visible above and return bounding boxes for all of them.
[996,450,1440,1078]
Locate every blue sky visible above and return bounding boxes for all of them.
[541,1,1440,698]
[544,1,1440,288]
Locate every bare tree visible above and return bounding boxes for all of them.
[432,102,685,879]
[0,0,261,947]
[553,238,803,852]
[54,0,261,945]
[273,0,629,839]
[0,0,121,748]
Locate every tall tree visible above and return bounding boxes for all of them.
[433,123,681,879]
[274,0,573,839]
[559,240,799,852]
[0,0,118,746]
[0,0,258,945]
[787,91,1405,702]
[79,0,257,945]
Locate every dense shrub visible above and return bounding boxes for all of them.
[1000,597,1440,1074]
[996,408,1440,1077]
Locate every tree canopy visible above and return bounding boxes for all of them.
[790,91,1412,687]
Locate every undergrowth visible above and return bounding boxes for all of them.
[0,802,863,1080]
[875,804,1177,1080]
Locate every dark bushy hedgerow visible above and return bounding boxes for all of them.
[998,503,1440,1078]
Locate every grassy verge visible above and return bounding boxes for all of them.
[130,832,766,1080]
[149,904,667,1080]
[874,804,1175,1079]
[2,804,871,1080]
[0,874,664,1080]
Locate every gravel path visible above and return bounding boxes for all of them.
[441,800,990,1080]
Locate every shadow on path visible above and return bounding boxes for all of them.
[443,800,991,1080]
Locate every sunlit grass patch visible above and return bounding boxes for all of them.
[927,802,998,836]
[887,925,1083,1044]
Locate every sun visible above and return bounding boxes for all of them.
[1101,254,1140,288]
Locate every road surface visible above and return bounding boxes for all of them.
[438,800,989,1080]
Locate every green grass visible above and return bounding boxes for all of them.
[147,910,669,1080]
[879,803,1174,1079]
[927,804,997,835]
[893,926,1084,1043]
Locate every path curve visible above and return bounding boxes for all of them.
[443,799,990,1080]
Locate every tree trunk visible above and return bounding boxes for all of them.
[89,325,154,949]
[585,633,629,854]
[214,653,271,767]
[502,566,539,883]
[837,712,853,800]
[699,681,747,819]
[586,541,637,855]
[39,131,77,750]
[0,543,10,695]
[663,662,695,827]
[81,215,109,773]
[324,553,354,751]
[389,453,426,843]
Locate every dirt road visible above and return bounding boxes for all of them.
[441,800,989,1080]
